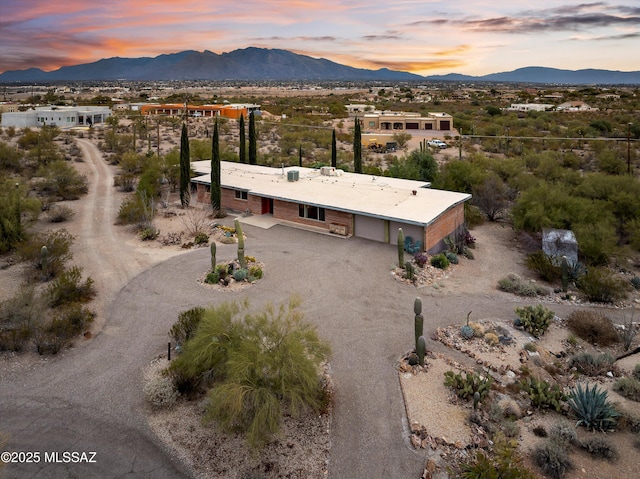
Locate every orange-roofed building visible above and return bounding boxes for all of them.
[140,103,260,120]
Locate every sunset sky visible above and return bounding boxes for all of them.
[2,1,639,76]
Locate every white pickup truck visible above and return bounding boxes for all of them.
[427,139,448,149]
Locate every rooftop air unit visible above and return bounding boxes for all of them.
[287,170,299,182]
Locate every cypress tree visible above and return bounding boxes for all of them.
[239,114,246,163]
[179,122,190,207]
[211,118,221,213]
[331,129,337,168]
[299,145,303,167]
[353,118,362,173]
[248,111,257,165]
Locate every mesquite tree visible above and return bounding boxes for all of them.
[179,123,190,207]
[353,118,362,173]
[210,118,221,212]
[249,111,257,165]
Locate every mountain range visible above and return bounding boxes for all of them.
[1,48,639,85]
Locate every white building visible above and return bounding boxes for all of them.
[507,104,554,112]
[1,106,111,128]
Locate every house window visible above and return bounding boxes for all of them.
[298,204,325,222]
[234,190,248,200]
[368,121,376,127]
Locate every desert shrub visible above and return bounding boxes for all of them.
[568,383,620,431]
[47,303,95,338]
[484,332,499,346]
[619,309,638,351]
[46,204,74,223]
[169,306,205,344]
[233,268,248,282]
[548,423,578,447]
[445,251,458,264]
[498,273,548,297]
[17,229,73,279]
[249,265,263,280]
[634,364,640,380]
[569,352,615,377]
[533,425,548,437]
[36,159,88,200]
[469,322,485,337]
[413,252,428,268]
[580,437,618,461]
[194,232,209,245]
[220,236,236,244]
[430,253,450,270]
[613,377,640,402]
[0,287,45,351]
[514,304,554,338]
[32,327,66,355]
[631,276,640,290]
[577,267,628,303]
[139,227,159,241]
[144,374,179,409]
[533,441,573,479]
[460,433,536,479]
[205,271,219,284]
[116,194,154,228]
[444,370,493,401]
[523,342,538,352]
[46,266,95,307]
[526,251,561,283]
[566,310,618,346]
[518,376,567,412]
[203,297,331,449]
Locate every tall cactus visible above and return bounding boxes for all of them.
[417,335,427,366]
[235,218,246,269]
[210,242,217,271]
[414,297,423,351]
[41,245,49,279]
[397,228,405,268]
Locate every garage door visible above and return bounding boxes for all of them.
[406,122,419,130]
[354,215,385,242]
[440,120,450,130]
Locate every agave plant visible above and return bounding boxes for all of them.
[567,382,620,431]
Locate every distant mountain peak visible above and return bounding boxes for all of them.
[1,49,639,84]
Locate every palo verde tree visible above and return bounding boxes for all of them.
[179,123,190,207]
[210,118,221,212]
[331,129,337,168]
[168,297,330,449]
[248,111,257,165]
[239,114,246,164]
[353,118,362,173]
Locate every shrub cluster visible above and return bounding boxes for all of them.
[566,310,618,346]
[498,273,549,297]
[514,304,554,338]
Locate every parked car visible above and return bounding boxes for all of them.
[427,139,448,149]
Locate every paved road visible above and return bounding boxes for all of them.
[0,139,589,478]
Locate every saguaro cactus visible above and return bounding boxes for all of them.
[414,297,423,351]
[235,219,246,269]
[417,335,427,366]
[41,245,49,279]
[397,228,405,268]
[210,242,217,271]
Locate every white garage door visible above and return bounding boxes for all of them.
[354,215,385,242]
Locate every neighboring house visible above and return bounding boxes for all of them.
[556,101,597,111]
[347,105,454,131]
[140,103,261,120]
[0,106,111,128]
[191,161,471,253]
[506,103,554,112]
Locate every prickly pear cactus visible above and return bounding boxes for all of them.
[397,228,405,268]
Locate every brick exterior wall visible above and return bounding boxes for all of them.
[424,203,465,252]
[273,200,352,234]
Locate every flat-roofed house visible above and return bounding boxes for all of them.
[191,161,471,253]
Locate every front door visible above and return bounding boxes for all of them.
[261,197,274,214]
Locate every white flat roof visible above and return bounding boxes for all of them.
[192,161,470,226]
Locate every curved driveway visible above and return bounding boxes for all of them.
[0,139,586,478]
